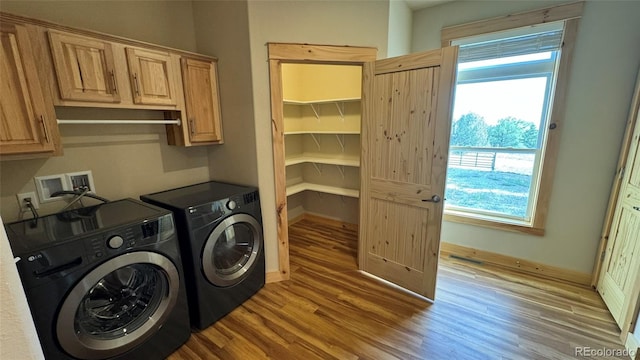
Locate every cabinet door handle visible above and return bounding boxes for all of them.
[189,119,196,136]
[133,73,140,96]
[633,206,640,212]
[109,70,117,94]
[39,115,50,143]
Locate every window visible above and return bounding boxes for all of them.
[441,3,582,235]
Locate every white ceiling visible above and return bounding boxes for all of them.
[404,0,456,11]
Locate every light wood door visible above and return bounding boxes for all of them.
[592,71,640,287]
[0,23,55,155]
[126,47,177,106]
[48,31,120,103]
[598,110,640,329]
[181,58,223,143]
[359,47,458,300]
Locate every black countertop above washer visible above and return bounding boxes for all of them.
[140,181,256,210]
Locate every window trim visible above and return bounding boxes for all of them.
[441,2,583,236]
[440,2,583,48]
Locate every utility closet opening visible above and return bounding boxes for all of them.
[282,63,363,227]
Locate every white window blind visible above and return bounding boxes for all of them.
[453,23,565,63]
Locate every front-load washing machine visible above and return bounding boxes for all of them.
[4,199,191,360]
[141,181,265,330]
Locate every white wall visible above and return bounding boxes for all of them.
[0,216,44,360]
[246,0,390,272]
[0,0,198,51]
[191,1,259,188]
[412,0,640,274]
[388,0,413,57]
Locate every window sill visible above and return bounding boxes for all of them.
[443,210,545,236]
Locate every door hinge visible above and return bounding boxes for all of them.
[600,250,606,263]
[620,166,625,179]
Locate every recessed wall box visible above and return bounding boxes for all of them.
[66,170,95,193]
[34,174,68,203]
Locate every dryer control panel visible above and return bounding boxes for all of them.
[186,190,261,228]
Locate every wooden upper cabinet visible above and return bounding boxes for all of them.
[126,47,178,106]
[181,57,223,143]
[1,23,56,155]
[1,12,223,150]
[48,31,120,103]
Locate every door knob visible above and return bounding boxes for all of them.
[422,195,441,203]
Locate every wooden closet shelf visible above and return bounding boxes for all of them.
[283,97,360,105]
[284,130,360,135]
[286,182,359,198]
[285,155,360,167]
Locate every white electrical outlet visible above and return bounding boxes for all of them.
[16,192,39,211]
[66,170,95,193]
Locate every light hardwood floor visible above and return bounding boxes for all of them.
[169,219,627,359]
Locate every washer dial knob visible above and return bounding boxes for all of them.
[107,235,124,249]
[227,200,237,210]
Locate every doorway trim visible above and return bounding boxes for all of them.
[267,43,377,282]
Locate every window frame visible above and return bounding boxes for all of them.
[441,2,583,236]
[447,51,555,223]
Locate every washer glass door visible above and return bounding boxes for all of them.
[57,252,179,360]
[202,214,262,287]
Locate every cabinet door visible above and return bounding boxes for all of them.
[181,58,223,143]
[0,23,55,155]
[48,31,120,103]
[126,47,177,106]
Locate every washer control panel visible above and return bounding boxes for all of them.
[227,200,237,210]
[82,217,169,260]
[10,210,175,289]
[107,235,124,249]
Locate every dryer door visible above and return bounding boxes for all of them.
[56,251,179,360]
[202,213,262,287]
